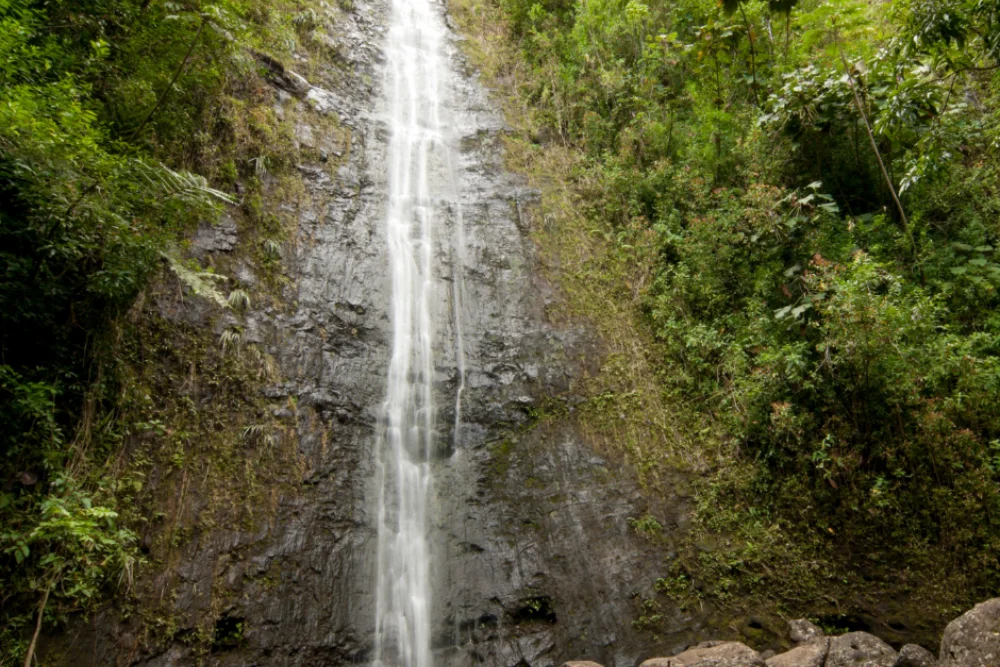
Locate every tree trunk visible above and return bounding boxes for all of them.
[23,584,52,667]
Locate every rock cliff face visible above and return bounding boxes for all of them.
[45,0,701,665]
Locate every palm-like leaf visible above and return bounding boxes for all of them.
[161,252,229,308]
[132,159,235,205]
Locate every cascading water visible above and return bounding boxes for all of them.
[373,0,465,665]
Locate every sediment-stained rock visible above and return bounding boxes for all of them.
[639,642,765,667]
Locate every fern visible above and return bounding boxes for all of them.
[247,345,278,381]
[219,327,243,355]
[227,288,250,311]
[250,155,269,177]
[161,252,229,308]
[132,159,235,206]
[241,423,276,451]
[262,238,282,260]
[241,423,266,439]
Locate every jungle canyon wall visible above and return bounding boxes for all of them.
[42,0,708,664]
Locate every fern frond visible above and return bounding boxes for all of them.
[247,345,279,381]
[227,288,250,311]
[241,423,266,439]
[250,155,269,177]
[161,252,230,308]
[262,238,281,259]
[132,159,235,206]
[219,327,243,354]
[242,423,276,451]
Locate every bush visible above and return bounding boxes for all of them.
[488,0,1000,607]
[0,0,298,658]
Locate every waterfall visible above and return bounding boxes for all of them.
[373,0,464,664]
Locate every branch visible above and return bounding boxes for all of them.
[738,2,761,108]
[66,15,207,218]
[66,16,208,217]
[129,15,207,140]
[838,48,917,257]
[23,583,52,667]
[64,179,101,218]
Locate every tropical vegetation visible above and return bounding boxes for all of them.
[0,0,299,659]
[456,0,1000,621]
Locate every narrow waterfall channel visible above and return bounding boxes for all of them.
[373,0,465,665]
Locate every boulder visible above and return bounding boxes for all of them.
[766,640,829,667]
[561,662,604,667]
[639,660,677,667]
[788,619,825,645]
[894,644,937,667]
[692,641,730,651]
[283,70,312,96]
[673,641,766,666]
[640,642,765,667]
[253,51,312,97]
[826,632,897,667]
[939,598,1000,667]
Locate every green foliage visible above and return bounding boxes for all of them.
[628,514,664,536]
[0,477,140,652]
[163,252,233,309]
[484,0,1000,614]
[0,0,303,656]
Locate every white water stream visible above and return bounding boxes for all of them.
[373,0,465,664]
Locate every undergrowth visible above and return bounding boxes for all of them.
[0,0,339,658]
[449,0,1000,645]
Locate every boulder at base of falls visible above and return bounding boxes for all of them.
[639,641,766,667]
[788,619,825,645]
[939,598,1000,667]
[826,632,897,667]
[639,658,680,667]
[894,644,937,667]
[766,639,829,667]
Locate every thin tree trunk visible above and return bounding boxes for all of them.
[129,15,207,140]
[739,3,760,108]
[838,48,916,256]
[784,13,790,61]
[66,14,207,218]
[23,584,52,667]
